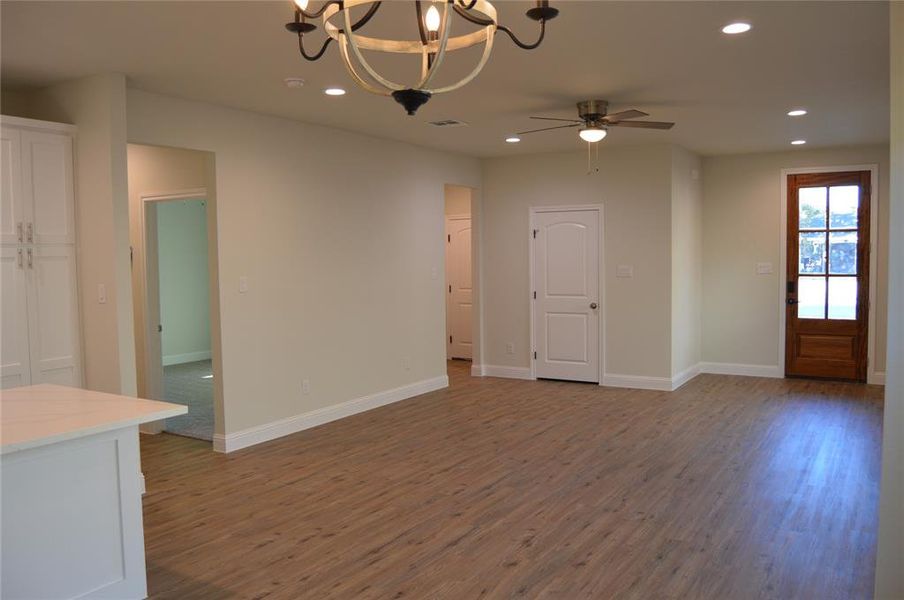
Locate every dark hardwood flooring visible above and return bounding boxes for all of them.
[140,360,883,599]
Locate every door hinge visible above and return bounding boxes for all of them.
[449,285,452,293]
[447,234,451,243]
[532,229,538,239]
[533,291,536,299]
[533,351,537,360]
[449,335,453,344]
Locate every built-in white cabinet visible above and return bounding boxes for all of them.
[1,117,82,389]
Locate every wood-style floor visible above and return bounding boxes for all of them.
[140,361,883,599]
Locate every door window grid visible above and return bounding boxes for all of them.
[797,185,859,320]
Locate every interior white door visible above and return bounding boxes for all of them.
[21,130,76,245]
[0,126,27,245]
[532,209,600,382]
[446,216,472,360]
[1,246,31,389]
[26,245,82,386]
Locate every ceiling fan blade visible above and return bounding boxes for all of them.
[609,120,675,129]
[529,116,583,123]
[518,123,582,135]
[602,109,649,122]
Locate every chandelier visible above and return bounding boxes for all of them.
[286,0,559,115]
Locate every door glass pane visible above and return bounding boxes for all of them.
[829,231,857,274]
[828,277,857,320]
[799,232,826,274]
[799,187,827,229]
[829,185,859,229]
[798,276,826,319]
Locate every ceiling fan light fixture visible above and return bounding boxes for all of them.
[579,126,607,143]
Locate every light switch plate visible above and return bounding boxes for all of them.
[616,265,634,278]
[756,262,774,275]
[239,276,249,293]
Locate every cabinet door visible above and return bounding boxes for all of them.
[21,130,76,245]
[1,247,31,389]
[0,127,28,245]
[26,245,82,386]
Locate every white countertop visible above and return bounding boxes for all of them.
[0,384,187,454]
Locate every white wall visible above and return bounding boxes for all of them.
[671,146,703,377]
[126,89,481,436]
[875,4,903,596]
[27,74,136,395]
[481,145,674,379]
[702,144,890,376]
[156,199,211,364]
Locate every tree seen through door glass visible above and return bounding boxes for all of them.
[829,231,857,274]
[799,232,826,274]
[799,187,827,229]
[829,185,859,229]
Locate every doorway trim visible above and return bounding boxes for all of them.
[528,204,605,383]
[135,187,216,433]
[779,164,881,384]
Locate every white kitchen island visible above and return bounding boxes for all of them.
[1,384,186,600]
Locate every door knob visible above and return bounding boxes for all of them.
[590,302,598,309]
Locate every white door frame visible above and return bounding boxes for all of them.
[445,213,472,360]
[135,187,210,432]
[528,204,605,383]
[779,164,881,384]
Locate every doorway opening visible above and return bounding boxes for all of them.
[127,144,223,444]
[445,185,474,377]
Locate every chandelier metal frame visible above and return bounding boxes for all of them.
[286,0,559,114]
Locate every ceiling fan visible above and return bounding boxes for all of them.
[519,100,675,142]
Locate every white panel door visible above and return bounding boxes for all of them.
[533,209,600,382]
[22,130,76,245]
[0,126,27,245]
[446,217,472,359]
[1,247,31,389]
[26,245,82,386]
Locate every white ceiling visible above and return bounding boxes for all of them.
[1,1,890,157]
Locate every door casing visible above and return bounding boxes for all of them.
[529,204,605,383]
[779,164,881,384]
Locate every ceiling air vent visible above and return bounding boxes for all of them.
[428,119,468,128]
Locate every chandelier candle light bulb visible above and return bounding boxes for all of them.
[286,0,559,115]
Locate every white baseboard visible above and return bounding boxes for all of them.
[162,350,212,366]
[671,364,701,390]
[212,375,448,453]
[472,364,533,380]
[601,373,674,391]
[868,371,886,385]
[698,362,783,378]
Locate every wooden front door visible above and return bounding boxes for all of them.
[785,171,870,381]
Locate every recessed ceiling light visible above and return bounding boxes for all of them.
[722,22,752,34]
[505,136,521,143]
[791,139,807,145]
[284,77,305,88]
[324,87,346,96]
[787,109,807,117]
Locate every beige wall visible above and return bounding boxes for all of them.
[25,74,136,395]
[671,146,703,376]
[875,4,903,597]
[481,145,674,378]
[702,144,890,375]
[126,89,481,435]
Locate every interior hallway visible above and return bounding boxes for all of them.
[139,361,882,599]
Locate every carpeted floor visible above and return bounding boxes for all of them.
[163,359,214,441]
